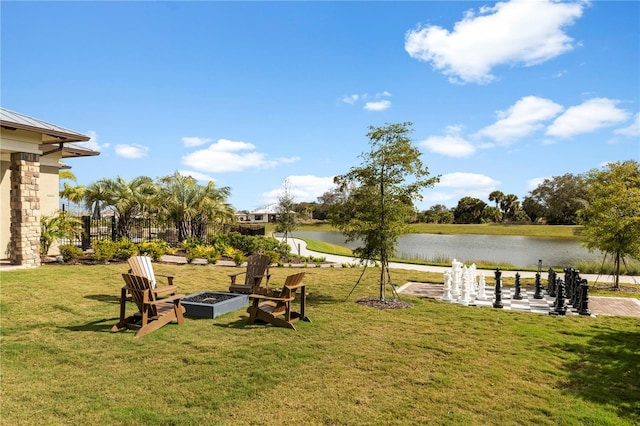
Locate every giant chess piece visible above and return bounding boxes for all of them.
[452,261,462,298]
[564,268,573,302]
[513,272,523,300]
[441,270,453,302]
[459,267,471,306]
[578,279,592,316]
[550,278,567,316]
[548,268,557,297]
[476,272,488,301]
[571,270,582,309]
[493,268,504,309]
[469,263,478,297]
[534,272,544,299]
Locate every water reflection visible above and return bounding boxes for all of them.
[285,231,603,268]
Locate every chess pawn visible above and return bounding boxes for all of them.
[459,272,471,305]
[469,264,478,296]
[441,270,453,302]
[452,266,461,296]
[476,272,488,301]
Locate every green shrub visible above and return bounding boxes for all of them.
[223,246,246,266]
[137,239,170,261]
[178,237,203,253]
[92,239,117,261]
[113,238,138,260]
[58,244,82,262]
[186,244,220,264]
[264,250,281,265]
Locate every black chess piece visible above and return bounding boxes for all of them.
[513,272,523,300]
[550,278,567,316]
[578,279,592,316]
[534,272,544,299]
[493,268,503,309]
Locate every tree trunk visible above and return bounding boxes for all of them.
[380,256,386,301]
[614,252,620,290]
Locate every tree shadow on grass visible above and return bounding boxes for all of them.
[84,294,121,304]
[61,318,118,333]
[560,330,640,423]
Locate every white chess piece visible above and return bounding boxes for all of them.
[459,269,471,305]
[441,270,453,302]
[476,272,488,301]
[452,262,461,297]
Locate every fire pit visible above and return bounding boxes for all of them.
[181,291,249,319]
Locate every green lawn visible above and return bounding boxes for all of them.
[2,263,638,425]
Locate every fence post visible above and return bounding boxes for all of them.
[81,216,91,250]
[111,216,117,241]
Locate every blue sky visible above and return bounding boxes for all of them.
[2,1,639,212]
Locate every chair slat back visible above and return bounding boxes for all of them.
[280,272,305,299]
[128,256,156,288]
[245,254,270,286]
[122,273,157,317]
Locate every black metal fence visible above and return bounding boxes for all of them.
[60,216,265,249]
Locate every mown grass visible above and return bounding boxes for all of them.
[1,263,639,425]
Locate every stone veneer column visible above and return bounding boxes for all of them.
[9,152,41,266]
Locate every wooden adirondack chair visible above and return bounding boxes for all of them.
[111,273,185,338]
[247,272,310,331]
[228,254,271,294]
[128,255,175,289]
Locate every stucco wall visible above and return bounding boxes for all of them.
[0,160,11,258]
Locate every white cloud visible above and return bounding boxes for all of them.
[475,96,564,143]
[181,137,212,147]
[527,177,549,190]
[177,170,216,183]
[546,98,630,138]
[422,172,501,207]
[420,132,476,158]
[438,172,500,189]
[115,144,148,159]
[405,0,584,84]
[342,94,359,104]
[261,175,336,204]
[82,130,110,151]
[182,139,299,173]
[614,112,640,137]
[343,91,392,110]
[364,100,392,111]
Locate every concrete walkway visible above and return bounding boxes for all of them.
[283,237,640,285]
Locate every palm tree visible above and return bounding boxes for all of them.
[59,171,86,214]
[500,194,520,220]
[488,190,504,222]
[40,211,83,260]
[83,176,157,239]
[157,172,235,242]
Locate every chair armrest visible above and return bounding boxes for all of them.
[156,273,174,279]
[154,285,179,296]
[228,271,247,278]
[148,294,185,305]
[249,294,295,302]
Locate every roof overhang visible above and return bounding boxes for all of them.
[0,107,91,143]
[40,142,100,158]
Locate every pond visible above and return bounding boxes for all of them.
[285,231,604,269]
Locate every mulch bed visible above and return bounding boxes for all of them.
[355,297,413,310]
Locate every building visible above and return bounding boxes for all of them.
[235,205,279,223]
[1,108,99,266]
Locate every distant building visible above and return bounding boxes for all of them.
[0,108,99,266]
[235,204,279,223]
